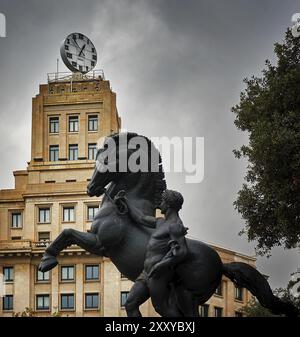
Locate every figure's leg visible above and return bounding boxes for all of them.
[149,275,182,317]
[39,229,99,272]
[125,279,150,317]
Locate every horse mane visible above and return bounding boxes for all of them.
[107,132,167,208]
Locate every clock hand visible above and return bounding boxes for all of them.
[78,44,86,57]
[72,38,80,50]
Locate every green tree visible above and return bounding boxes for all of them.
[233,29,300,255]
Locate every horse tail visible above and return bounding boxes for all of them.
[222,262,299,317]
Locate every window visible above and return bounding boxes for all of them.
[36,232,50,248]
[61,266,75,281]
[120,291,129,307]
[38,208,50,223]
[11,236,21,240]
[88,115,98,131]
[11,212,22,228]
[69,144,78,160]
[36,295,50,310]
[38,232,50,241]
[214,306,223,317]
[69,116,79,132]
[85,293,99,309]
[85,265,99,281]
[200,304,209,317]
[3,267,13,282]
[63,206,75,222]
[88,143,97,160]
[215,282,223,296]
[87,205,98,221]
[49,117,59,133]
[60,294,75,310]
[3,295,13,311]
[49,145,59,161]
[36,267,50,282]
[235,286,244,301]
[235,311,243,317]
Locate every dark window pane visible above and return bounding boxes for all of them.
[200,304,209,317]
[63,207,75,221]
[49,145,59,161]
[88,144,97,160]
[36,295,50,310]
[37,267,50,281]
[61,294,75,310]
[3,267,13,282]
[120,291,129,307]
[61,266,75,281]
[235,287,244,301]
[39,208,50,223]
[85,265,99,280]
[214,307,223,317]
[88,115,98,131]
[49,117,59,133]
[3,295,13,310]
[87,205,98,220]
[85,293,99,309]
[12,213,22,228]
[68,145,78,160]
[69,116,78,132]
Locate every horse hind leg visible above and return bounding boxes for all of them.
[174,286,200,317]
[223,262,299,317]
[39,229,99,272]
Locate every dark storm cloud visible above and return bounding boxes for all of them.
[0,0,299,287]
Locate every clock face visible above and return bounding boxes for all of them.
[60,33,97,74]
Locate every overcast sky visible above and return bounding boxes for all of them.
[0,0,299,288]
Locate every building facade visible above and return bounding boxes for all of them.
[0,71,255,317]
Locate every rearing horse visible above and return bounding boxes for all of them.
[39,132,298,317]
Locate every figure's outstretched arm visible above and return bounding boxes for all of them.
[126,199,157,228]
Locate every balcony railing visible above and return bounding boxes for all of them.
[0,240,81,252]
[47,70,104,83]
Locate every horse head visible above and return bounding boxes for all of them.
[87,132,166,210]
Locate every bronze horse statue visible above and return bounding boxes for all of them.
[39,132,298,317]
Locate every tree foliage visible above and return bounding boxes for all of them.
[233,29,300,254]
[12,307,61,317]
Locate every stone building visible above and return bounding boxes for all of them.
[0,71,255,317]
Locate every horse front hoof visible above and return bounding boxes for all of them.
[39,253,58,272]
